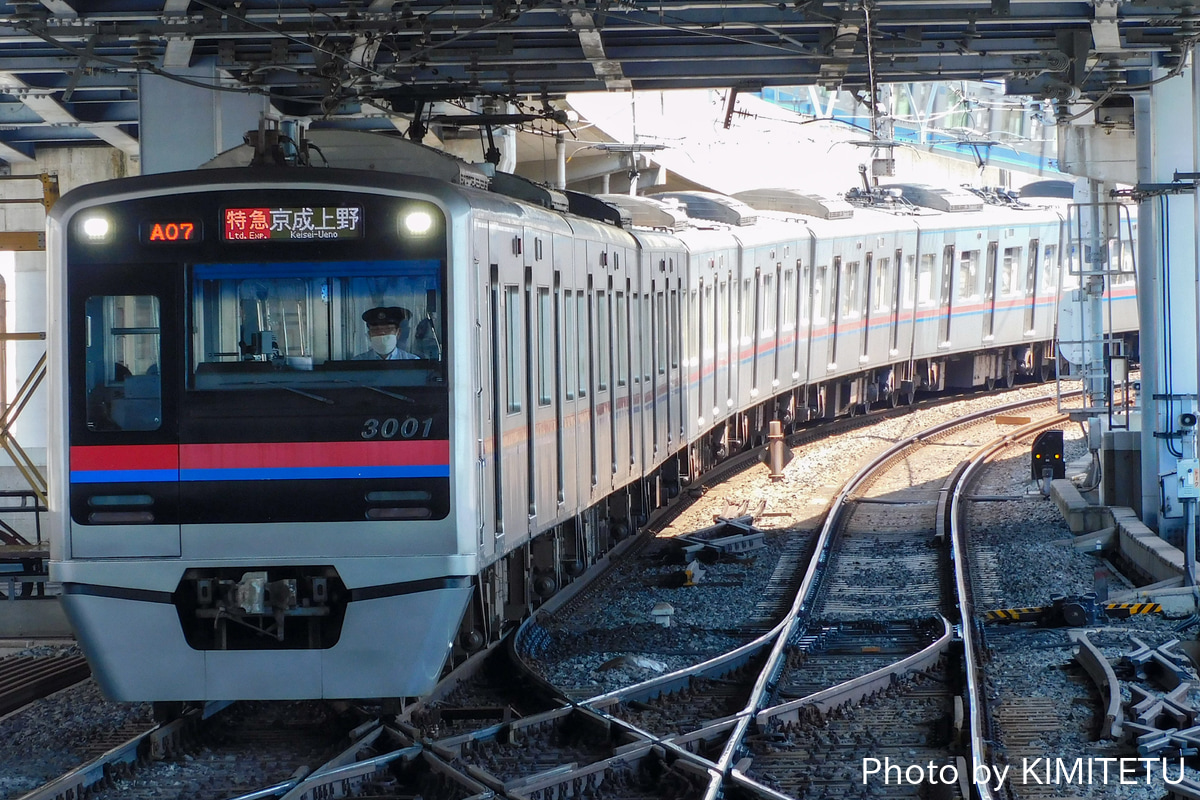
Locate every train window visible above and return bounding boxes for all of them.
[505,285,523,413]
[643,294,652,381]
[564,290,576,401]
[901,255,915,309]
[813,267,827,323]
[669,290,679,371]
[717,281,728,353]
[1112,240,1137,285]
[615,291,628,387]
[537,286,552,406]
[741,279,754,340]
[872,258,891,313]
[656,292,667,375]
[1063,246,1083,289]
[917,254,936,306]
[702,284,714,359]
[957,250,980,300]
[1024,241,1039,299]
[597,290,609,391]
[1001,247,1022,296]
[782,270,795,329]
[762,273,776,336]
[188,261,445,392]
[1042,245,1059,292]
[84,295,161,432]
[842,262,860,318]
[576,293,588,398]
[799,265,810,324]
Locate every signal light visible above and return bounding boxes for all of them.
[1031,429,1065,480]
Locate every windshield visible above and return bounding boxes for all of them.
[190,260,445,390]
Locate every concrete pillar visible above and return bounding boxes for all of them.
[556,134,567,190]
[1138,63,1200,544]
[1137,93,1161,529]
[139,58,268,174]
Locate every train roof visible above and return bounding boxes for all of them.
[731,188,855,220]
[645,191,759,227]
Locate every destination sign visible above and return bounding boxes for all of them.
[223,206,363,241]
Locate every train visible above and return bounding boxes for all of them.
[46,129,1139,705]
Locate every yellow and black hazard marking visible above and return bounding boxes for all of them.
[1103,602,1162,618]
[985,607,1047,622]
[984,601,1162,624]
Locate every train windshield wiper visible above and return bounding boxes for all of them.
[283,386,334,405]
[332,380,414,403]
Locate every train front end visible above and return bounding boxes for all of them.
[47,170,475,701]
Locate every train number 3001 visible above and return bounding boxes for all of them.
[360,417,435,440]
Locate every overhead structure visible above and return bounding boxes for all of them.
[0,0,1192,160]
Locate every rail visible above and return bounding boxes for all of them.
[693,393,1069,800]
[14,702,233,800]
[1069,629,1124,739]
[755,616,954,723]
[950,411,1070,800]
[447,388,1079,800]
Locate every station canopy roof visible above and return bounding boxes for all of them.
[0,0,1191,159]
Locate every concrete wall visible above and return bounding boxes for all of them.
[0,145,136,485]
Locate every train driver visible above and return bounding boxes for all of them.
[353,306,420,360]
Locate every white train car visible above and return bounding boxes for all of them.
[46,131,1138,708]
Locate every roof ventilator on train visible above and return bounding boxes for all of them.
[730,188,854,220]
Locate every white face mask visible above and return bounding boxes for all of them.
[369,333,397,357]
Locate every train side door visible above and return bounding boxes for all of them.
[794,258,810,385]
[778,260,795,392]
[553,231,577,514]
[524,227,557,530]
[69,275,181,558]
[827,255,842,369]
[771,259,783,394]
[593,245,615,493]
[743,261,759,404]
[890,246,905,356]
[983,240,999,340]
[861,252,874,362]
[696,269,709,432]
[668,264,683,452]
[937,242,955,345]
[612,256,631,484]
[573,238,599,506]
[717,260,734,423]
[649,249,676,468]
[488,222,526,547]
[473,220,497,562]
[1024,237,1040,333]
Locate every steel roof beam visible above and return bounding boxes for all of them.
[0,0,1184,153]
[37,0,77,19]
[564,1,630,91]
[0,136,34,162]
[0,71,137,154]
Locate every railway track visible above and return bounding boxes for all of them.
[0,651,90,718]
[732,401,1067,798]
[952,409,1197,800]
[13,387,1107,800]
[404,391,1075,800]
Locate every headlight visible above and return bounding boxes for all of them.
[402,209,434,236]
[80,214,112,242]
